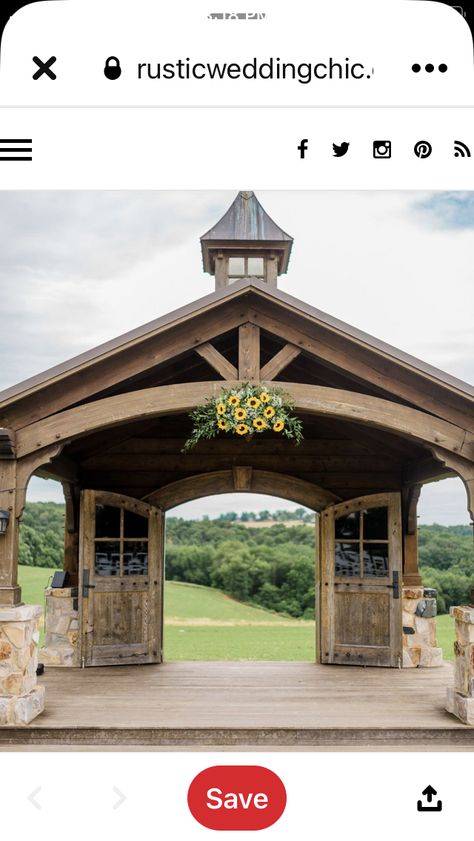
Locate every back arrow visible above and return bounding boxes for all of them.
[28,787,42,810]
[112,786,126,810]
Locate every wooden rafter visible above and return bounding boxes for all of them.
[260,343,301,381]
[196,342,238,380]
[250,307,474,433]
[1,304,246,430]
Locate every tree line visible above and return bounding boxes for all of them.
[19,502,473,617]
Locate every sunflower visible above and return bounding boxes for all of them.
[235,408,247,421]
[236,423,249,436]
[260,392,271,403]
[217,418,228,430]
[253,418,267,431]
[216,403,226,416]
[273,420,285,432]
[264,405,275,419]
[228,395,240,407]
[246,396,261,409]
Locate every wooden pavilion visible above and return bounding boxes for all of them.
[0,190,473,742]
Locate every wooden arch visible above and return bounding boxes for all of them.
[15,381,473,460]
[145,469,340,512]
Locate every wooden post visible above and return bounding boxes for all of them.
[214,252,227,289]
[238,323,260,380]
[62,481,80,585]
[402,485,422,587]
[266,253,278,288]
[0,459,21,606]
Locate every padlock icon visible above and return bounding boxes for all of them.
[104,57,122,81]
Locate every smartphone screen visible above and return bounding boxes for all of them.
[0,1,473,837]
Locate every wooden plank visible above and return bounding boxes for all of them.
[403,459,453,485]
[81,453,399,472]
[102,438,377,457]
[36,455,79,484]
[239,324,260,380]
[196,343,238,380]
[86,471,401,491]
[16,381,472,460]
[260,343,301,380]
[6,662,464,744]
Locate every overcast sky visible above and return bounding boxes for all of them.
[0,191,472,524]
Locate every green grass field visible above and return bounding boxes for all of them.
[18,566,456,661]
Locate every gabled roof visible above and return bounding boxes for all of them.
[0,278,473,410]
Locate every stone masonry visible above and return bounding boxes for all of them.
[402,586,443,668]
[446,605,474,724]
[40,587,80,667]
[0,603,45,725]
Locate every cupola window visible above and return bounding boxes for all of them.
[228,256,265,281]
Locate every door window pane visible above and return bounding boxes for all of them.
[95,541,121,576]
[363,543,389,577]
[335,543,360,577]
[123,541,148,576]
[363,507,388,540]
[95,504,120,538]
[335,511,360,540]
[247,257,264,276]
[124,509,148,538]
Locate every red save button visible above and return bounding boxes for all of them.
[188,765,287,831]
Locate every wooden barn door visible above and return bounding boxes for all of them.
[320,493,402,668]
[79,491,164,667]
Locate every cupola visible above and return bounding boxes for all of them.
[201,191,293,290]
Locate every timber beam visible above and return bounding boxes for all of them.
[14,382,474,462]
[260,343,301,381]
[196,342,238,380]
[144,469,340,511]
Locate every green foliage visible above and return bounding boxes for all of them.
[19,502,473,618]
[419,523,474,612]
[165,520,316,618]
[19,502,65,569]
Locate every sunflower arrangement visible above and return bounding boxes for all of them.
[183,384,303,451]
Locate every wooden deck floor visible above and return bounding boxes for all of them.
[1,661,472,748]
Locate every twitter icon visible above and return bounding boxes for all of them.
[333,142,350,157]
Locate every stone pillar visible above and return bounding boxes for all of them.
[446,606,474,724]
[40,587,80,666]
[402,586,443,668]
[0,604,45,725]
